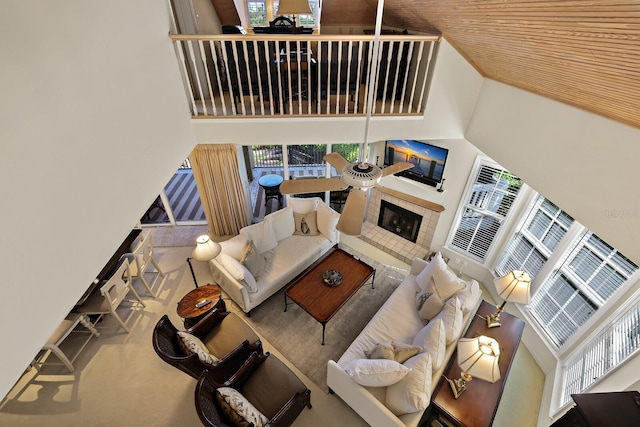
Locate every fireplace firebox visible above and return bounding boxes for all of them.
[377,200,423,243]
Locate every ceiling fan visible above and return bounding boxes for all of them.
[279,153,413,236]
[279,0,410,236]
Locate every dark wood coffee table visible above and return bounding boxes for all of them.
[284,247,375,345]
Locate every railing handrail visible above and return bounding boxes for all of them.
[169,33,441,42]
[171,32,440,118]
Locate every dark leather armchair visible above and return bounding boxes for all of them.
[195,352,312,427]
[152,310,262,382]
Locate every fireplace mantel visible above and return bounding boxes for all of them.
[376,187,445,213]
[360,187,444,264]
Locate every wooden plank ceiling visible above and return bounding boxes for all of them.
[210,0,639,129]
[327,0,640,130]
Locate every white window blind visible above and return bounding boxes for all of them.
[529,230,638,347]
[495,196,574,278]
[449,162,522,261]
[562,299,640,405]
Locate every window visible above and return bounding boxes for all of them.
[448,159,523,261]
[495,196,574,279]
[495,194,638,348]
[246,1,319,28]
[529,230,638,347]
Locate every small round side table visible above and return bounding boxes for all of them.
[176,284,226,328]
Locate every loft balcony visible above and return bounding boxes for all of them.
[171,33,440,118]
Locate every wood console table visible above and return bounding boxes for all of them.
[427,300,525,427]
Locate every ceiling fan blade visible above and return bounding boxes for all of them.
[381,162,414,177]
[280,177,348,195]
[337,188,367,236]
[324,152,351,174]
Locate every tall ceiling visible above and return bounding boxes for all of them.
[359,0,640,130]
[212,0,640,129]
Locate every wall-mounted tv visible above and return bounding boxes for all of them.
[383,140,449,187]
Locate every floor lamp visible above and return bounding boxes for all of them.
[186,235,221,288]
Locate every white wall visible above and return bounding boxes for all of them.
[0,1,196,399]
[466,79,640,266]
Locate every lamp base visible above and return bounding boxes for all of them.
[447,373,471,399]
[487,308,504,328]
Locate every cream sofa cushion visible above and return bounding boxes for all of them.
[412,319,446,370]
[432,297,463,344]
[344,358,410,387]
[240,220,278,254]
[385,353,433,415]
[267,206,295,241]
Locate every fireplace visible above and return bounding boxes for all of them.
[377,200,423,243]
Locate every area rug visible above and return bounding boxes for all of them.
[242,244,406,392]
[149,225,209,247]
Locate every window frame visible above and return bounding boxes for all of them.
[445,155,524,263]
[244,0,320,29]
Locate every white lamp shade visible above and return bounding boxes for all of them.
[457,336,501,383]
[192,235,221,262]
[277,0,312,15]
[494,270,532,305]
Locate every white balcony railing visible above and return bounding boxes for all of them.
[170,33,440,118]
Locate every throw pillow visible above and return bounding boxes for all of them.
[240,220,278,254]
[316,201,340,243]
[385,353,433,415]
[429,255,466,300]
[287,196,318,214]
[432,297,464,344]
[219,234,249,261]
[452,279,481,315]
[176,331,218,365]
[219,253,258,293]
[343,358,410,387]
[365,340,422,364]
[293,211,319,236]
[241,241,266,278]
[412,319,446,370]
[267,206,295,241]
[216,387,269,427]
[415,278,446,323]
[414,251,440,291]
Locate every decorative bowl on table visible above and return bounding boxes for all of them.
[323,270,342,286]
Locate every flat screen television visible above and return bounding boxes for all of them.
[383,140,449,187]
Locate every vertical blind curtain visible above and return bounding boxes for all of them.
[190,144,251,236]
[450,162,522,261]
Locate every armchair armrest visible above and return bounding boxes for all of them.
[215,351,268,389]
[187,308,228,339]
[206,339,264,386]
[266,389,312,427]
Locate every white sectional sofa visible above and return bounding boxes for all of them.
[327,253,482,427]
[210,197,340,314]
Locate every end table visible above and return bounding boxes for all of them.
[176,284,226,328]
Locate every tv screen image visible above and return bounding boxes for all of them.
[384,140,449,186]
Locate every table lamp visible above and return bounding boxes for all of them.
[277,0,312,28]
[447,335,501,399]
[187,235,221,288]
[487,270,531,328]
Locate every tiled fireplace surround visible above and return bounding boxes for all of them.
[360,187,444,265]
